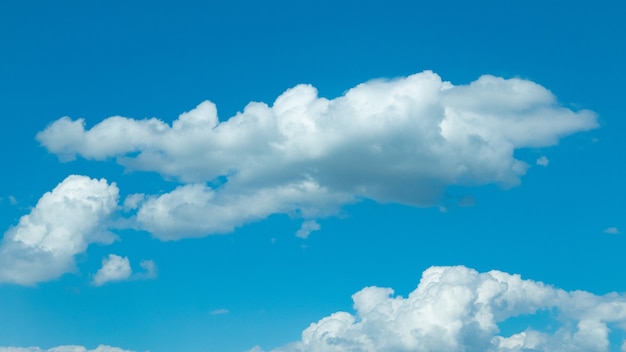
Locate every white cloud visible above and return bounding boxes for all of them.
[210,308,229,315]
[134,181,349,241]
[604,227,620,235]
[37,72,597,240]
[136,259,157,279]
[92,255,157,286]
[0,345,133,352]
[295,220,321,239]
[122,193,145,211]
[271,265,626,352]
[92,254,132,286]
[0,175,119,285]
[244,347,265,352]
[536,155,549,166]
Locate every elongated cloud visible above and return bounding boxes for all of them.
[134,181,349,240]
[0,175,119,285]
[271,266,626,352]
[38,72,597,239]
[0,345,133,352]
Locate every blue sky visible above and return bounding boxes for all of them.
[1,1,625,351]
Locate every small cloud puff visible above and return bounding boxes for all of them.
[604,227,620,235]
[123,193,145,211]
[136,260,157,279]
[244,347,265,352]
[92,254,132,286]
[210,308,229,315]
[92,255,157,286]
[295,220,321,239]
[536,156,549,166]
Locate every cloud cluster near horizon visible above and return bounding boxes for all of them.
[9,266,626,351]
[0,345,133,352]
[36,71,597,241]
[265,265,626,352]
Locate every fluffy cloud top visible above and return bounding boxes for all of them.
[272,265,626,352]
[0,345,133,352]
[0,175,118,285]
[37,72,597,240]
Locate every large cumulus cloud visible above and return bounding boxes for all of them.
[37,71,597,239]
[270,265,626,352]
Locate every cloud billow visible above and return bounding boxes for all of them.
[0,175,118,285]
[269,265,626,352]
[36,71,597,240]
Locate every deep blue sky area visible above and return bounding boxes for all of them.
[1,1,625,351]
